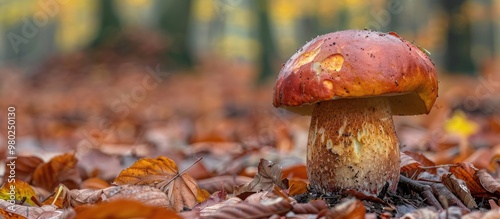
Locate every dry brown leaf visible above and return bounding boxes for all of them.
[68,187,104,207]
[441,173,477,208]
[199,197,242,217]
[400,152,423,178]
[2,156,43,183]
[404,151,437,174]
[476,169,500,194]
[76,148,123,181]
[489,199,500,210]
[464,148,492,170]
[449,162,489,196]
[318,198,366,219]
[32,153,81,192]
[234,159,287,196]
[69,185,169,208]
[481,211,500,219]
[81,177,111,189]
[113,156,209,211]
[291,200,328,214]
[198,175,253,194]
[194,189,227,210]
[208,197,292,218]
[74,199,181,219]
[0,199,57,219]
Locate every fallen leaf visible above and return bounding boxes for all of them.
[281,164,307,180]
[74,199,181,219]
[287,178,307,196]
[234,159,287,196]
[403,151,437,174]
[475,169,500,194]
[194,189,227,210]
[445,110,479,137]
[32,153,81,192]
[441,173,477,208]
[0,208,26,219]
[80,177,111,189]
[199,197,242,217]
[113,156,209,211]
[0,179,39,206]
[463,148,492,170]
[76,148,123,181]
[208,197,292,218]
[291,200,328,214]
[0,199,57,219]
[489,153,500,172]
[198,175,253,194]
[489,199,500,210]
[2,156,43,183]
[318,198,365,219]
[400,152,423,178]
[70,185,170,208]
[449,162,488,196]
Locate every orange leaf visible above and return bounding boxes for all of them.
[319,198,365,219]
[75,199,181,219]
[32,153,81,192]
[113,156,209,211]
[403,151,436,174]
[400,152,422,178]
[282,164,307,180]
[489,153,500,172]
[2,156,43,183]
[0,180,40,206]
[287,178,307,196]
[0,208,26,219]
[449,162,488,196]
[81,177,111,190]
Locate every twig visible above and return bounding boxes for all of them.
[159,157,203,191]
[399,175,443,210]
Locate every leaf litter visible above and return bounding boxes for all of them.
[2,41,500,218]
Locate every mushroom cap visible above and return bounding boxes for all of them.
[273,30,438,116]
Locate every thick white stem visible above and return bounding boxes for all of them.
[307,97,400,195]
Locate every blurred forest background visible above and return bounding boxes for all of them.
[0,0,500,169]
[1,0,499,76]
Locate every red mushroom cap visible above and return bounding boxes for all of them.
[273,30,438,116]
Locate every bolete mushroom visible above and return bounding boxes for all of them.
[273,30,438,195]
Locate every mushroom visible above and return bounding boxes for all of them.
[273,30,438,195]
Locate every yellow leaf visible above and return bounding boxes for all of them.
[444,110,478,137]
[0,180,39,206]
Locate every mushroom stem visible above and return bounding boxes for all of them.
[307,97,400,195]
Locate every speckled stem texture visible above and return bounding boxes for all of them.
[307,97,399,195]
